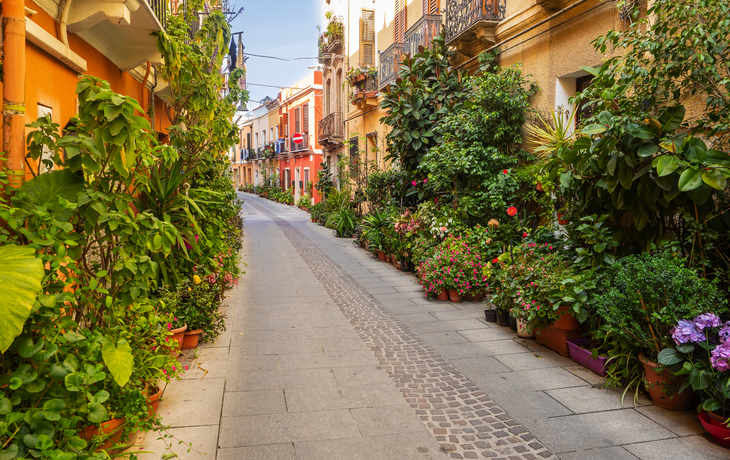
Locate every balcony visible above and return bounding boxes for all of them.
[378,43,405,90]
[323,16,344,54]
[351,78,379,110]
[446,0,505,61]
[319,112,344,146]
[289,136,311,153]
[404,14,442,58]
[65,0,168,71]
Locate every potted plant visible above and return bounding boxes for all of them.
[658,313,730,444]
[595,250,727,410]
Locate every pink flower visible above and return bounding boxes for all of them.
[412,180,418,186]
[522,232,527,238]
[423,178,428,184]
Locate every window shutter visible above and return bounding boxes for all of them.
[395,0,406,43]
[424,0,439,15]
[302,103,309,133]
[360,9,375,66]
[295,108,301,134]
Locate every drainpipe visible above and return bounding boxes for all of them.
[60,0,73,47]
[3,0,27,187]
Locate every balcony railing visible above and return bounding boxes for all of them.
[404,14,442,58]
[149,0,168,30]
[378,43,405,90]
[445,0,506,45]
[288,135,310,153]
[319,112,344,144]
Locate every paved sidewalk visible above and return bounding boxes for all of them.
[139,193,729,460]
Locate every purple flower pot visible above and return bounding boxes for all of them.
[566,338,610,377]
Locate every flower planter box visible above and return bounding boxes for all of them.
[351,74,367,83]
[566,338,610,376]
[535,325,584,357]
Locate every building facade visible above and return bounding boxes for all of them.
[278,71,324,205]
[318,0,626,181]
[2,0,174,185]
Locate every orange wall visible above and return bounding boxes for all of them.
[21,1,171,177]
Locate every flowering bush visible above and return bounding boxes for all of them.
[659,313,730,423]
[491,243,570,332]
[417,234,489,296]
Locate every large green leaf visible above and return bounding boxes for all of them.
[0,246,44,353]
[12,169,84,211]
[702,170,727,190]
[101,339,133,387]
[678,168,703,191]
[658,105,685,132]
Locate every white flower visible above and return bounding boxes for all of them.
[448,219,452,223]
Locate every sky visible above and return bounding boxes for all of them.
[228,0,322,111]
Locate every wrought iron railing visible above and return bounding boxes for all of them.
[149,0,168,30]
[290,136,310,153]
[319,112,344,143]
[404,14,442,58]
[445,0,506,45]
[378,42,405,90]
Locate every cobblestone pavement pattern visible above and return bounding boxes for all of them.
[247,199,554,460]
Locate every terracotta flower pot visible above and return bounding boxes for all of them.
[639,353,694,411]
[165,324,188,355]
[535,325,584,357]
[377,250,386,261]
[79,417,126,451]
[437,288,449,301]
[182,329,203,350]
[516,319,534,338]
[147,385,163,417]
[448,289,462,303]
[553,305,581,331]
[385,254,391,263]
[699,411,730,447]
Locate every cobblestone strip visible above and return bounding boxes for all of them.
[246,199,554,460]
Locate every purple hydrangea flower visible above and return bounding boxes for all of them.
[694,313,722,331]
[671,320,705,345]
[710,342,730,372]
[719,323,730,344]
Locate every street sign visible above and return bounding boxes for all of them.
[292,133,304,144]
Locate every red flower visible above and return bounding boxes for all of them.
[522,232,528,238]
[507,206,518,217]
[503,169,509,174]
[492,258,499,264]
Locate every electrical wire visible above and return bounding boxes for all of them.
[245,53,318,61]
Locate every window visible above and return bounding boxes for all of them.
[335,71,342,113]
[349,136,359,160]
[302,103,309,133]
[575,75,595,127]
[295,107,301,134]
[246,132,251,149]
[360,9,375,66]
[325,79,331,115]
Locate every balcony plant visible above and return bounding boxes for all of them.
[658,314,730,442]
[324,12,343,41]
[595,250,727,409]
[346,66,378,85]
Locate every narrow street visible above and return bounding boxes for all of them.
[144,193,729,460]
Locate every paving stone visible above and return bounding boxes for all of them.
[633,405,706,437]
[546,386,642,414]
[557,446,638,460]
[222,389,287,416]
[217,444,297,460]
[294,432,450,460]
[218,410,361,447]
[156,378,224,428]
[494,351,574,371]
[622,435,729,460]
[135,424,218,459]
[526,409,674,453]
[350,405,427,436]
[285,384,405,412]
